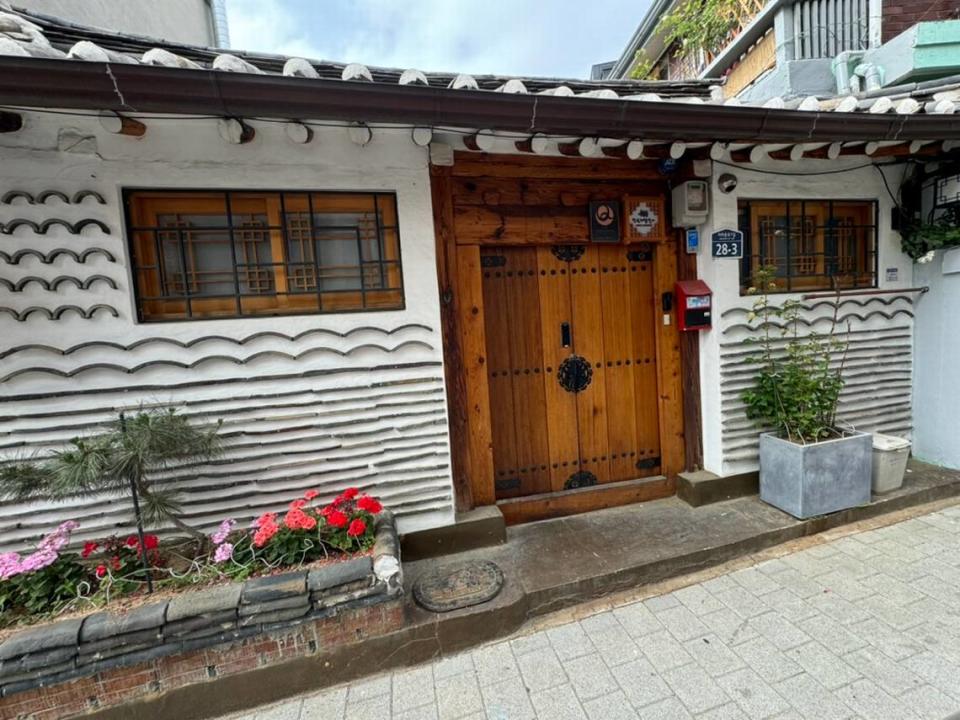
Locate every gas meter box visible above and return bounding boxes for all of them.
[675,279,712,331]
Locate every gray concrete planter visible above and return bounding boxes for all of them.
[759,431,872,519]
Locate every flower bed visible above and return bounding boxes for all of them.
[0,487,402,712]
[0,511,401,714]
[1,488,386,629]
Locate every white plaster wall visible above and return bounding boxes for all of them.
[12,0,216,45]
[0,112,454,550]
[912,248,960,469]
[698,160,914,476]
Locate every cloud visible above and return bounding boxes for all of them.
[226,0,648,79]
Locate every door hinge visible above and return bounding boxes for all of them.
[495,477,521,491]
[636,456,661,470]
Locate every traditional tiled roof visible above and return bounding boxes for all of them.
[1,2,959,156]
[0,5,718,102]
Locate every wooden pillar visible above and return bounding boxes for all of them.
[430,165,475,512]
[677,233,703,471]
[654,237,686,485]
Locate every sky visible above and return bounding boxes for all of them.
[227,0,651,80]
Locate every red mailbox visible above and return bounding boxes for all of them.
[675,279,712,332]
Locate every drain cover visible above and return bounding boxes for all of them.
[412,560,505,613]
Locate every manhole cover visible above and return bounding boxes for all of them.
[412,560,504,613]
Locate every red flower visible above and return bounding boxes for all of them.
[143,535,159,550]
[289,498,307,511]
[253,512,277,529]
[341,487,359,501]
[110,556,121,571]
[125,536,139,547]
[95,565,107,578]
[81,541,99,558]
[304,489,319,500]
[253,521,279,548]
[284,508,317,531]
[326,510,349,529]
[347,518,367,537]
[329,496,343,507]
[357,496,382,514]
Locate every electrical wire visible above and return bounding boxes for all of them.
[713,159,893,177]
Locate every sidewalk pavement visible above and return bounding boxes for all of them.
[223,503,960,720]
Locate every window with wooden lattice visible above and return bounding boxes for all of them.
[126,191,403,321]
[738,199,877,293]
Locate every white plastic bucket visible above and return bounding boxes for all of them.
[871,433,911,494]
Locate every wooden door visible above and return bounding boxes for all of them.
[480,243,660,501]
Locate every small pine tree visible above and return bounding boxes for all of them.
[0,408,222,541]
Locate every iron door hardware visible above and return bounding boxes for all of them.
[560,322,572,348]
[564,470,597,490]
[480,254,507,268]
[557,355,593,393]
[495,477,521,491]
[636,456,661,470]
[551,244,586,262]
[661,291,674,313]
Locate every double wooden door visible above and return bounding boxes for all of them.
[480,243,662,500]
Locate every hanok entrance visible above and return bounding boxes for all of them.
[432,153,694,524]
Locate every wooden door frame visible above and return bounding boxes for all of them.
[431,153,699,519]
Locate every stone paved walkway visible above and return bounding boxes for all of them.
[224,505,960,720]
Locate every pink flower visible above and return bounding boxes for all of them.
[19,549,57,573]
[304,489,319,500]
[211,518,236,545]
[0,552,22,580]
[213,543,234,563]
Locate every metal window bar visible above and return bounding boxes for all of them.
[373,194,386,290]
[306,193,324,312]
[224,192,243,316]
[354,226,368,309]
[175,226,192,318]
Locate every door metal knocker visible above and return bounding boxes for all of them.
[557,354,593,393]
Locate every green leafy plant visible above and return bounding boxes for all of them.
[629,50,655,79]
[0,408,222,541]
[900,205,960,261]
[657,0,744,60]
[741,266,849,444]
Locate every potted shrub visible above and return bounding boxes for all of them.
[742,267,872,519]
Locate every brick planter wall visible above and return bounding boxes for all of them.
[0,513,402,720]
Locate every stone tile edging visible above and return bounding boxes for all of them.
[0,511,401,698]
